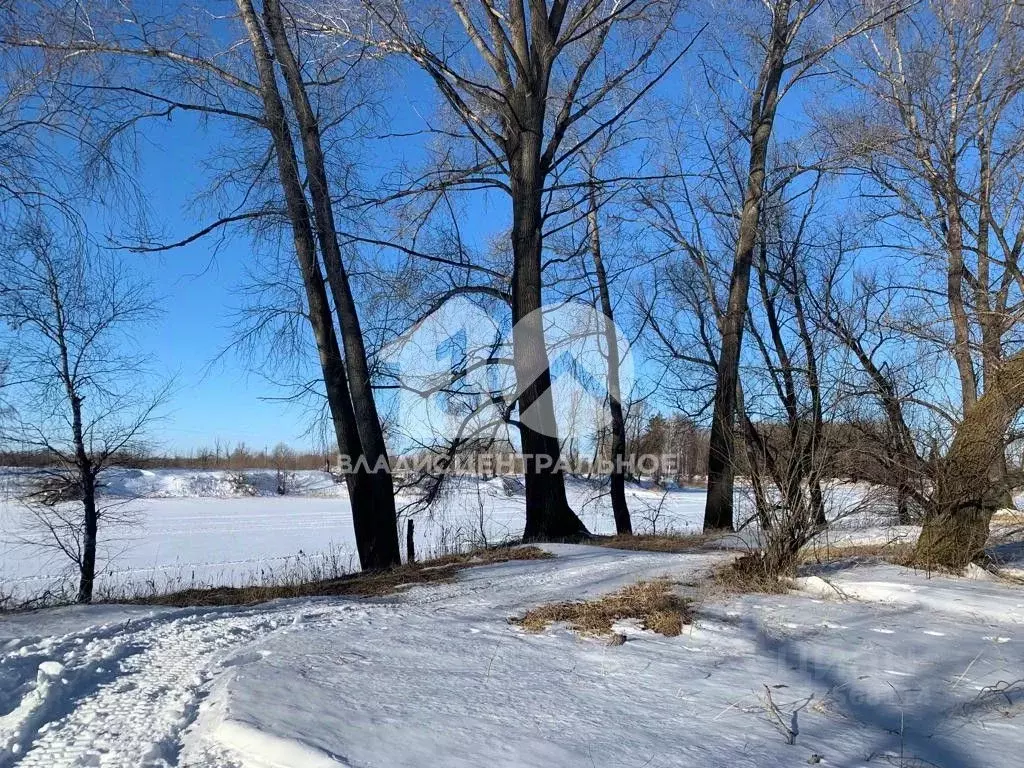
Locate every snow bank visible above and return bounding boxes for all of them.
[100,468,347,499]
[797,562,1024,624]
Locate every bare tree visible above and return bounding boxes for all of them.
[319,0,695,540]
[833,0,1024,417]
[824,0,1024,558]
[0,221,166,603]
[543,130,640,533]
[7,0,403,569]
[647,165,848,571]
[737,178,839,574]
[813,260,931,525]
[585,173,631,534]
[694,0,906,532]
[272,442,296,494]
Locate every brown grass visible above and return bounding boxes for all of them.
[510,579,691,637]
[709,542,918,596]
[993,509,1024,525]
[711,554,791,595]
[799,541,916,566]
[138,545,552,608]
[592,533,712,553]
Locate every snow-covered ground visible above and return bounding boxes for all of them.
[3,465,1018,603]
[0,469,707,602]
[1,544,1022,767]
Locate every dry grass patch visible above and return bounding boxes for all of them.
[992,509,1024,524]
[138,545,552,608]
[511,579,691,637]
[592,533,712,553]
[711,542,917,596]
[800,541,916,566]
[711,554,791,595]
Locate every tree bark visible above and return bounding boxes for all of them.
[703,0,792,532]
[587,182,631,535]
[78,472,98,604]
[70,390,97,604]
[974,134,1015,510]
[236,0,393,571]
[261,0,400,568]
[915,350,1024,569]
[510,123,589,541]
[944,194,978,411]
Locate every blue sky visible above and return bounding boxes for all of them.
[70,17,821,456]
[98,66,479,455]
[110,117,306,454]
[86,78,685,454]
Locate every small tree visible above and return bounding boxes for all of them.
[0,222,166,603]
[272,441,296,494]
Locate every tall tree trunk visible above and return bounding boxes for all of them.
[261,0,400,568]
[78,473,97,604]
[236,0,388,571]
[703,0,792,532]
[945,195,978,411]
[974,136,1015,510]
[58,284,97,603]
[916,350,1024,569]
[69,389,97,604]
[510,127,588,541]
[587,182,631,535]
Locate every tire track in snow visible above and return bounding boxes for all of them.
[2,548,727,768]
[0,605,360,768]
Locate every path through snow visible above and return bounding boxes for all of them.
[1,602,365,767]
[2,545,1023,768]
[1,546,727,768]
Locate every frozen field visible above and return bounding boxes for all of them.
[4,466,1017,604]
[2,470,1023,767]
[0,469,708,601]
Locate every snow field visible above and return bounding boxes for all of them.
[0,471,707,603]
[2,466,1020,605]
[0,545,1021,767]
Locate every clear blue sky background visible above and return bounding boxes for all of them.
[113,118,298,454]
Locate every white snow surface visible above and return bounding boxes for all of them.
[3,464,1022,603]
[1,544,1022,767]
[0,469,709,601]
